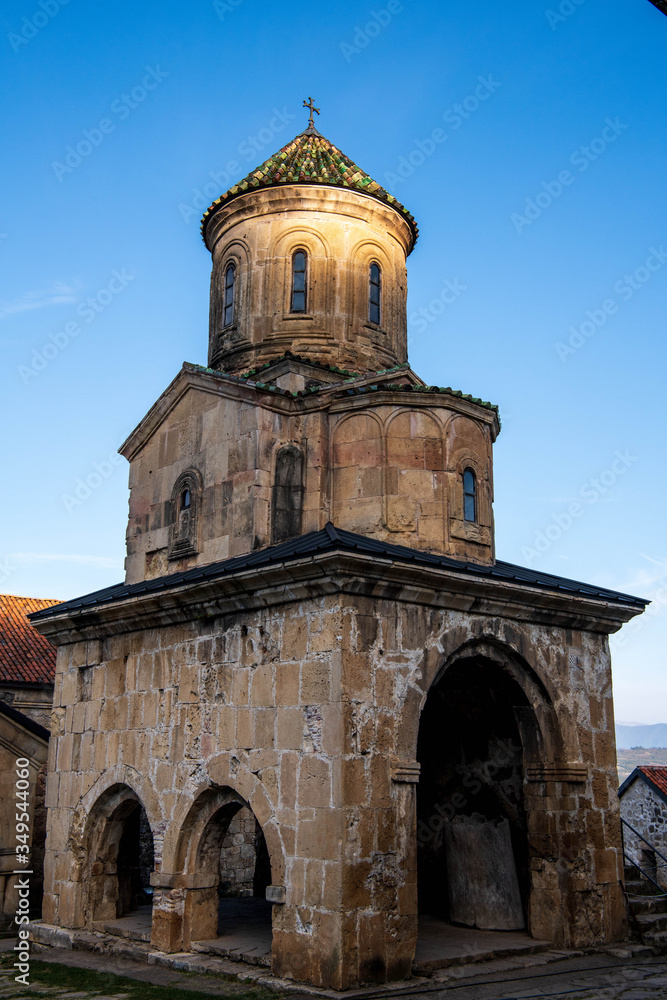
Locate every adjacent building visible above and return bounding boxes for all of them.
[620,766,667,887]
[0,594,58,926]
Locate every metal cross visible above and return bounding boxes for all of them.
[303,96,320,128]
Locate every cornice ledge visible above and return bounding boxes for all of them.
[31,550,644,646]
[327,391,501,434]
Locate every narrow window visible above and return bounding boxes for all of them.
[463,468,476,522]
[223,263,235,327]
[291,251,307,313]
[181,488,191,510]
[369,263,381,325]
[271,446,304,543]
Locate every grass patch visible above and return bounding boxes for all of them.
[0,955,280,1000]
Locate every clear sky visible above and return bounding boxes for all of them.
[1,0,665,722]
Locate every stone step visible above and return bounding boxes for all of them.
[627,894,667,915]
[636,928,667,951]
[624,879,664,896]
[636,911,667,933]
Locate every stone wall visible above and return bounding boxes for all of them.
[0,684,54,730]
[620,778,667,887]
[219,805,257,896]
[39,573,628,988]
[122,380,498,585]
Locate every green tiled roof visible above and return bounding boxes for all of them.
[201,125,418,245]
[185,359,499,419]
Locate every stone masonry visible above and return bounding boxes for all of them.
[620,769,667,888]
[219,805,259,896]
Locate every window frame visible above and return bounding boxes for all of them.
[290,250,308,314]
[368,261,382,326]
[223,262,236,328]
[462,468,477,523]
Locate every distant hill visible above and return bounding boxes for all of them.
[617,747,667,785]
[616,724,667,749]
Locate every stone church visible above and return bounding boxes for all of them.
[31,108,647,989]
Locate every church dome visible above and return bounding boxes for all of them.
[201,108,418,374]
[201,124,418,248]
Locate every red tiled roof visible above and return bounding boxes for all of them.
[637,767,667,799]
[0,594,59,685]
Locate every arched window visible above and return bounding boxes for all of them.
[223,263,235,327]
[369,262,381,325]
[169,470,202,558]
[463,468,476,522]
[291,251,307,313]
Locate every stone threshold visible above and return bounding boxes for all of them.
[94,905,153,944]
[28,923,657,998]
[191,937,271,967]
[412,921,551,973]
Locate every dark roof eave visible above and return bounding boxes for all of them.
[0,698,50,742]
[29,524,649,627]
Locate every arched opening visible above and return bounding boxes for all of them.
[176,791,273,960]
[415,649,544,961]
[85,786,154,939]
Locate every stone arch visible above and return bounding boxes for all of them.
[269,224,332,260]
[445,415,489,483]
[271,444,304,543]
[165,784,280,950]
[383,409,446,550]
[162,769,284,886]
[268,226,331,322]
[429,637,562,763]
[173,787,249,874]
[407,635,566,941]
[349,238,393,328]
[73,765,162,859]
[384,406,445,437]
[331,410,384,534]
[398,635,562,766]
[77,782,155,927]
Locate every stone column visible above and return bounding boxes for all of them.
[151,873,219,952]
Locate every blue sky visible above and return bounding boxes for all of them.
[1,0,665,722]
